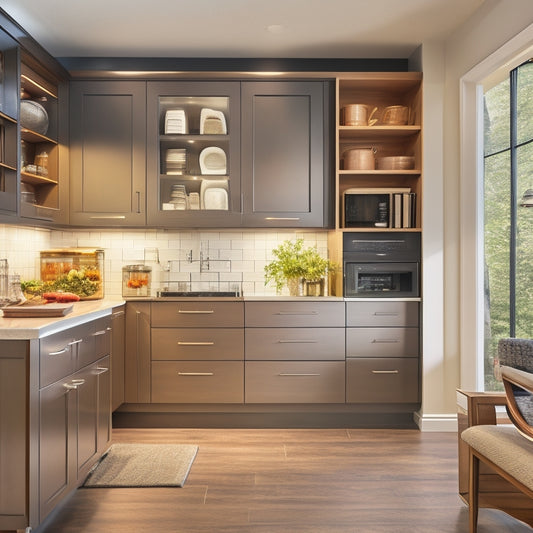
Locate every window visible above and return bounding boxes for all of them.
[483,60,533,390]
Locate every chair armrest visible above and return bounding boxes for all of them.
[501,366,533,393]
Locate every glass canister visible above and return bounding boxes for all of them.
[40,248,104,300]
[122,265,152,297]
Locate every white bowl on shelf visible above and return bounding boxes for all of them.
[199,147,227,175]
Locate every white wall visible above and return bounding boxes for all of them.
[419,0,533,426]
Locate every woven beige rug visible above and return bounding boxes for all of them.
[84,443,198,488]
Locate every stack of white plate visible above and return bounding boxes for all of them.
[169,184,187,210]
[165,109,188,134]
[166,149,187,174]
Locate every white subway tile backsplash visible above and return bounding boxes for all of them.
[0,225,330,298]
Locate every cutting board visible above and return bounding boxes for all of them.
[1,303,74,318]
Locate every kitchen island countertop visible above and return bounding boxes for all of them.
[0,299,125,340]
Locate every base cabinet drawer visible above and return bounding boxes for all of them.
[245,361,345,403]
[151,361,244,403]
[346,358,419,403]
[245,328,345,361]
[152,328,244,360]
[346,327,419,357]
[346,301,419,327]
[245,301,345,327]
[151,301,244,327]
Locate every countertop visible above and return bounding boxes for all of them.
[0,299,125,340]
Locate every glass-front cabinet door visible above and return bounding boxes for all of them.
[147,81,241,227]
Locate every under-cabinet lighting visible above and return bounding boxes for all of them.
[21,75,57,99]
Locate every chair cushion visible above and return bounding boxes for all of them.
[462,425,533,491]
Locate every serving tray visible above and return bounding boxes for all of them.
[1,303,74,318]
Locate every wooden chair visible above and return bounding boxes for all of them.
[461,338,533,533]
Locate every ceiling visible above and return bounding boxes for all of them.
[1,0,486,60]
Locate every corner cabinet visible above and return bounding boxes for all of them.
[146,81,241,227]
[69,81,147,226]
[241,81,332,228]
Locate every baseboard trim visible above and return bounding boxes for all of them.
[414,412,458,432]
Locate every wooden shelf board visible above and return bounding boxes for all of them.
[339,125,420,139]
[338,170,421,176]
[20,129,57,144]
[0,162,17,172]
[21,171,58,186]
[0,110,17,124]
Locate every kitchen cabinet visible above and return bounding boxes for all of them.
[69,81,147,226]
[151,300,244,403]
[111,304,126,411]
[39,317,111,522]
[0,28,19,217]
[336,73,422,231]
[0,312,112,532]
[345,301,420,404]
[241,81,332,228]
[124,301,151,403]
[146,81,241,227]
[244,300,345,403]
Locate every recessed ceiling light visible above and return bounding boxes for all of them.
[266,24,284,34]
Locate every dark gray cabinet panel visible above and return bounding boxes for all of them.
[241,81,331,227]
[69,81,146,225]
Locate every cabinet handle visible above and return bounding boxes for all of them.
[178,310,214,314]
[177,341,215,346]
[68,339,83,346]
[94,330,107,336]
[178,372,215,376]
[371,339,399,343]
[89,215,127,219]
[64,378,86,390]
[136,191,141,214]
[96,366,109,374]
[264,217,301,221]
[48,347,69,356]
[279,373,320,377]
[371,370,400,374]
[373,312,399,317]
[274,311,318,316]
[278,340,318,344]
[112,310,125,318]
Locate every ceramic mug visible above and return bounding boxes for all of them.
[343,104,378,126]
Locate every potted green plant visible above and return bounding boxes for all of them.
[264,239,337,296]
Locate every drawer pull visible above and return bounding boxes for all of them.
[274,311,318,316]
[177,341,215,346]
[278,340,318,344]
[64,378,86,390]
[68,339,83,346]
[178,372,215,376]
[178,310,214,314]
[279,373,320,377]
[95,366,109,374]
[371,370,400,374]
[94,329,107,336]
[371,339,399,344]
[264,217,301,221]
[373,312,399,317]
[48,347,69,356]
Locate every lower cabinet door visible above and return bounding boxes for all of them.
[346,358,419,404]
[245,361,345,403]
[39,379,76,521]
[151,361,244,403]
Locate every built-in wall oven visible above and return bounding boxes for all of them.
[343,232,420,298]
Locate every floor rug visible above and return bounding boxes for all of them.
[83,443,198,488]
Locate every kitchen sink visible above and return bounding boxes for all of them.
[157,291,240,297]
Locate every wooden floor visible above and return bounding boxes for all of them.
[39,428,532,533]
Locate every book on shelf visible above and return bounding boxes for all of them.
[392,192,417,228]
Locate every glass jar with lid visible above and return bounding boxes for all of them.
[122,265,152,297]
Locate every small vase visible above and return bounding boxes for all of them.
[304,279,325,297]
[286,278,301,296]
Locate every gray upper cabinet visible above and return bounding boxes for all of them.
[146,81,241,227]
[241,81,332,228]
[69,81,146,226]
